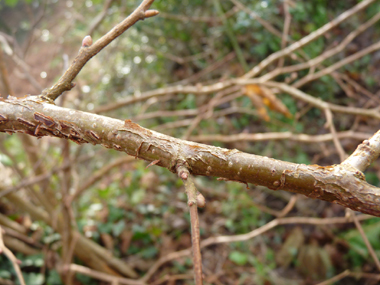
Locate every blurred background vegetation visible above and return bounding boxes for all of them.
[1,0,380,284]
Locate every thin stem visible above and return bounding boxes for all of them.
[0,226,26,285]
[349,210,380,271]
[41,0,158,101]
[177,165,203,285]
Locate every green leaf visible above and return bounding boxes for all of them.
[112,220,125,237]
[0,270,11,279]
[140,246,158,259]
[22,273,44,285]
[46,270,62,285]
[229,251,248,265]
[0,154,12,166]
[5,0,18,7]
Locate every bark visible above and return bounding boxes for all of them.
[0,96,379,216]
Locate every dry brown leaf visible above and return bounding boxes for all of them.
[242,85,270,121]
[100,232,114,251]
[120,230,133,254]
[276,226,304,267]
[243,84,292,120]
[260,86,292,118]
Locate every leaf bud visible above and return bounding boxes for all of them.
[82,35,93,47]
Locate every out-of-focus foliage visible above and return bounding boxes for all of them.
[1,0,380,284]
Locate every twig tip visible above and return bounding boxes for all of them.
[144,10,159,18]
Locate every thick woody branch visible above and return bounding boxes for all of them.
[40,0,158,101]
[0,97,380,216]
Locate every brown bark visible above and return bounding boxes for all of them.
[0,96,379,217]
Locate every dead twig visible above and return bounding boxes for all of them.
[0,226,26,285]
[348,210,380,271]
[324,108,346,162]
[243,0,376,79]
[143,215,373,281]
[67,264,143,285]
[293,41,380,88]
[189,130,371,144]
[258,11,380,83]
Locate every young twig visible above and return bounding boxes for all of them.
[41,0,158,101]
[176,164,204,285]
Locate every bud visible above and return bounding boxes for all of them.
[144,10,159,18]
[196,192,206,208]
[82,35,93,47]
[180,171,188,180]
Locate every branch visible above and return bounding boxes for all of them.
[177,165,204,285]
[40,0,158,101]
[243,0,376,79]
[188,130,371,144]
[0,226,26,285]
[67,264,143,285]
[255,81,380,120]
[257,11,380,82]
[142,214,373,281]
[1,97,380,216]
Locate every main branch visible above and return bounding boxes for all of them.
[0,97,379,216]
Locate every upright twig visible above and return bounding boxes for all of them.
[41,0,158,101]
[177,164,204,285]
